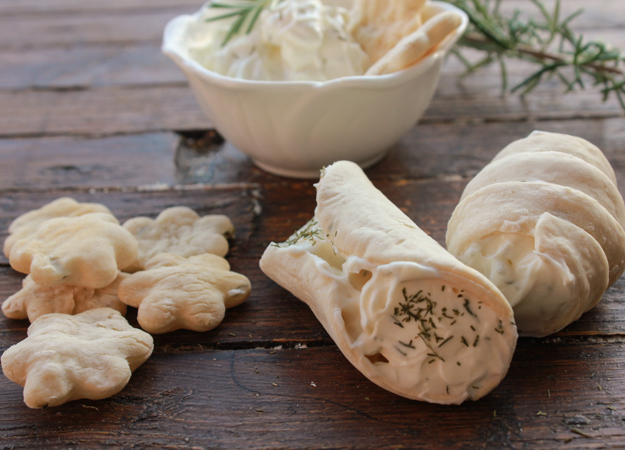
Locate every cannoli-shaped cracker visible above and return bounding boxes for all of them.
[260,161,517,405]
[447,131,625,337]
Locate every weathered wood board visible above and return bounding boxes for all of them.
[1,340,625,449]
[2,0,625,447]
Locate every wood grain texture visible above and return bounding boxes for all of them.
[2,29,623,92]
[2,0,625,447]
[0,0,620,31]
[3,117,624,194]
[0,20,623,137]
[0,46,184,90]
[0,9,191,50]
[0,0,201,16]
[0,133,177,189]
[171,117,625,186]
[0,86,206,137]
[3,80,624,138]
[1,340,625,449]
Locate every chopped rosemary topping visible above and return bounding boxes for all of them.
[463,298,477,317]
[442,285,446,292]
[457,361,461,366]
[417,331,445,362]
[438,336,453,348]
[398,340,416,349]
[461,336,469,347]
[442,308,454,319]
[473,335,480,347]
[426,352,445,362]
[446,385,450,394]
[283,220,324,246]
[495,320,505,335]
[395,288,437,324]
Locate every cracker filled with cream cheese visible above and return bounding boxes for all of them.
[446,131,625,338]
[260,161,517,404]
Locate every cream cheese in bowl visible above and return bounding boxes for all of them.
[189,0,370,81]
[163,0,468,178]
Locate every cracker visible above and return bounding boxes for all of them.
[8,213,138,289]
[349,0,427,64]
[366,10,462,76]
[123,206,234,272]
[4,198,112,259]
[1,308,153,408]
[118,253,251,334]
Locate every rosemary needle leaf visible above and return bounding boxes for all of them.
[444,0,625,109]
[205,10,249,22]
[206,0,279,46]
[247,5,265,34]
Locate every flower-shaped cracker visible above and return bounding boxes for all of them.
[118,253,251,334]
[8,213,138,289]
[1,308,153,409]
[122,207,235,272]
[2,273,128,323]
[3,198,113,258]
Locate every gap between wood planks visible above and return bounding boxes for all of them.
[152,334,625,354]
[0,181,261,195]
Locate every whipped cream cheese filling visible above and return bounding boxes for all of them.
[273,219,515,404]
[188,0,370,81]
[458,233,574,336]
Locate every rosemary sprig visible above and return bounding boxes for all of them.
[206,0,281,46]
[444,0,625,108]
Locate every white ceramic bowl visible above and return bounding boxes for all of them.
[163,2,468,178]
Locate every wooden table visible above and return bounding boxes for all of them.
[1,1,625,448]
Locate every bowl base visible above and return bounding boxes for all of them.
[252,151,389,179]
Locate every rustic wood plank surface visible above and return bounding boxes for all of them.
[1,0,625,448]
